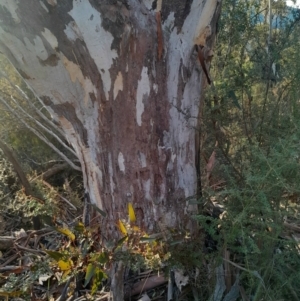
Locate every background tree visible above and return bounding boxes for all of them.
[200,0,300,299]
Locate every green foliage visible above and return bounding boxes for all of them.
[33,205,167,297]
[1,257,53,299]
[200,0,300,300]
[0,153,18,200]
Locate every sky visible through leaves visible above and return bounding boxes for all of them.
[286,0,300,8]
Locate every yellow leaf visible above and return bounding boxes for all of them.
[118,220,127,235]
[74,222,85,233]
[0,291,21,297]
[132,226,140,232]
[128,203,136,223]
[58,259,72,271]
[56,227,76,241]
[62,269,72,278]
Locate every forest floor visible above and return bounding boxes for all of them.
[0,198,173,301]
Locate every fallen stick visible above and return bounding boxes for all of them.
[125,275,167,298]
[0,236,14,250]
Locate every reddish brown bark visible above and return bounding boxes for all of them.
[0,0,221,239]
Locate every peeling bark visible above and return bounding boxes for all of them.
[0,0,221,240]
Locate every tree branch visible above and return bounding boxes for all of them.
[0,96,81,171]
[10,96,78,157]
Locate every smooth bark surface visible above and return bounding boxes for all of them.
[0,0,221,238]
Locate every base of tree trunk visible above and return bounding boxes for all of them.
[110,261,125,301]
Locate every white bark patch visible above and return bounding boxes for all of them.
[161,12,175,60]
[1,0,20,23]
[82,149,104,209]
[143,179,151,201]
[68,0,118,100]
[142,0,154,10]
[175,69,201,198]
[171,153,176,162]
[153,83,158,94]
[42,28,58,49]
[166,31,180,101]
[64,21,84,41]
[193,0,217,45]
[136,66,150,126]
[39,1,49,12]
[89,165,103,209]
[84,102,100,160]
[113,72,123,100]
[174,269,189,292]
[47,0,57,6]
[138,151,147,168]
[118,152,125,173]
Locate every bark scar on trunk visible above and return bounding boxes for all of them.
[156,6,163,60]
[195,45,211,85]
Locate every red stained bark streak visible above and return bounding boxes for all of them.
[196,45,211,85]
[96,25,172,236]
[156,11,163,60]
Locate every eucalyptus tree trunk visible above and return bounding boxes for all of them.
[0,0,220,239]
